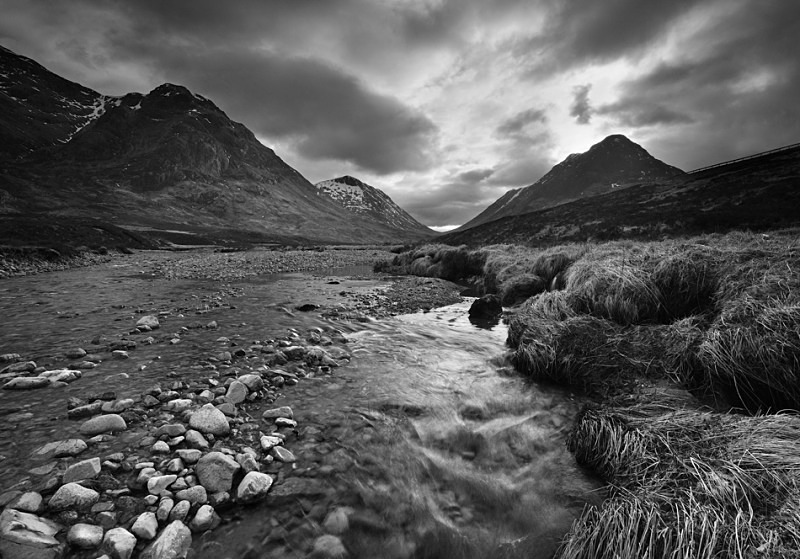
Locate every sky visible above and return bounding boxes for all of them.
[1,0,799,230]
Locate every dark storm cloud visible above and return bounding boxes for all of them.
[496,108,547,136]
[596,100,694,128]
[457,168,495,184]
[569,84,593,125]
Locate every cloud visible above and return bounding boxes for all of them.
[457,168,495,183]
[569,84,593,124]
[597,100,694,128]
[496,108,547,136]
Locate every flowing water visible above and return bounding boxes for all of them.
[0,256,600,558]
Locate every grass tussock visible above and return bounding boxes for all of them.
[559,407,800,558]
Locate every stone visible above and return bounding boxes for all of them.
[0,509,63,559]
[468,294,503,320]
[142,395,160,407]
[184,430,209,450]
[141,520,192,559]
[3,361,36,374]
[262,406,293,420]
[166,458,184,473]
[67,522,104,549]
[176,449,201,464]
[79,414,127,436]
[268,478,327,505]
[260,435,282,451]
[236,472,274,503]
[174,485,207,506]
[0,353,20,363]
[188,403,230,436]
[96,511,116,529]
[323,508,352,535]
[271,446,297,463]
[189,505,220,532]
[67,401,104,419]
[275,417,297,428]
[237,374,264,392]
[236,452,260,474]
[33,438,87,459]
[196,452,240,493]
[102,527,136,559]
[3,377,50,390]
[48,483,99,510]
[225,381,248,404]
[168,500,191,523]
[147,475,178,495]
[156,497,174,523]
[164,399,192,413]
[155,424,187,438]
[131,512,159,540]
[311,534,348,558]
[8,492,43,514]
[283,346,306,360]
[63,457,102,483]
[111,350,129,360]
[114,496,147,525]
[65,348,87,359]
[101,399,135,413]
[136,315,160,330]
[38,369,81,383]
[151,441,170,454]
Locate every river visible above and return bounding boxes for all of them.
[0,254,600,558]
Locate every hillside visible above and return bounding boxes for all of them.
[439,143,800,246]
[0,46,411,247]
[315,176,435,239]
[458,134,685,231]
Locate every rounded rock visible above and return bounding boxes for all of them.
[49,483,99,511]
[236,472,274,503]
[188,403,230,436]
[79,414,127,436]
[102,527,136,559]
[67,522,104,549]
[196,452,240,493]
[141,520,192,559]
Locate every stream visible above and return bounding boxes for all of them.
[0,255,600,558]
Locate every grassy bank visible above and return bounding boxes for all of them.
[377,229,800,557]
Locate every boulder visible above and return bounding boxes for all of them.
[147,475,178,495]
[0,509,63,559]
[79,414,127,436]
[63,457,102,484]
[468,294,503,320]
[141,520,192,559]
[236,472,274,503]
[195,452,240,493]
[102,527,136,559]
[48,483,99,510]
[237,374,264,392]
[3,377,50,390]
[225,381,247,404]
[188,403,230,436]
[136,315,160,330]
[131,512,159,540]
[189,505,220,532]
[174,485,207,506]
[67,522,104,549]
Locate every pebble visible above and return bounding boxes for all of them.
[111,350,129,359]
[260,435,282,451]
[225,380,248,404]
[136,315,160,330]
[156,497,174,523]
[237,373,264,392]
[147,475,178,495]
[65,348,87,359]
[189,504,220,532]
[79,414,127,436]
[196,452,240,493]
[168,499,191,522]
[312,534,348,559]
[236,471,274,503]
[262,406,293,420]
[175,485,207,505]
[131,511,159,540]
[271,446,297,463]
[49,483,99,510]
[8,491,43,513]
[176,449,202,464]
[184,430,210,450]
[151,441,170,454]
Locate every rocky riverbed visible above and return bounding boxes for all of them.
[0,248,468,559]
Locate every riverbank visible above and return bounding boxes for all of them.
[380,229,800,558]
[0,249,470,558]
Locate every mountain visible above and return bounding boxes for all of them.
[458,134,686,231]
[438,143,800,247]
[315,176,435,239]
[0,45,424,247]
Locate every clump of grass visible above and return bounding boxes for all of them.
[559,407,800,558]
[650,248,720,321]
[499,273,547,306]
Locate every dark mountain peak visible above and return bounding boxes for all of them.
[334,175,367,187]
[457,134,685,231]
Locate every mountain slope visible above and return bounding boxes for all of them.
[315,176,434,239]
[459,134,685,231]
[0,46,408,246]
[439,144,800,247]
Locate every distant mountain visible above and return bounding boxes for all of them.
[439,144,800,246]
[458,134,685,231]
[315,176,435,239]
[0,45,419,247]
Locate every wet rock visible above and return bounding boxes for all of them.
[196,452,240,493]
[236,452,260,474]
[67,522,104,549]
[0,353,20,363]
[260,435,282,451]
[0,509,63,559]
[151,441,170,454]
[67,401,104,419]
[323,507,352,535]
[65,348,87,359]
[237,374,264,392]
[271,446,297,463]
[156,497,174,523]
[33,439,87,459]
[131,512,159,540]
[269,478,327,505]
[188,403,230,436]
[225,381,248,404]
[275,417,297,429]
[63,457,102,484]
[262,406,293,420]
[176,449,201,464]
[283,346,306,360]
[468,294,503,320]
[2,361,36,374]
[164,399,192,413]
[174,485,207,506]
[3,377,50,390]
[168,500,191,523]
[111,350,129,360]
[184,430,209,450]
[155,424,187,438]
[7,492,43,514]
[136,315,160,330]
[101,399,135,413]
[79,414,127,436]
[189,505,220,532]
[236,472,274,503]
[102,526,136,559]
[310,534,348,559]
[147,475,178,495]
[216,402,236,417]
[48,483,99,510]
[115,496,147,524]
[39,369,81,383]
[140,520,192,559]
